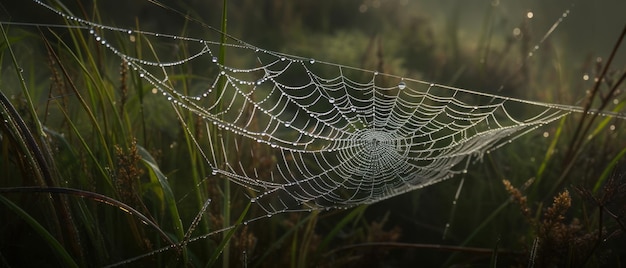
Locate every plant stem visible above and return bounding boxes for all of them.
[218,0,231,267]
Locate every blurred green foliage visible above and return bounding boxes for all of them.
[1,0,625,266]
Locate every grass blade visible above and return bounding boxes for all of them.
[0,195,78,268]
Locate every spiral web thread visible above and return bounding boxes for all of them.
[29,0,620,216]
[104,30,571,215]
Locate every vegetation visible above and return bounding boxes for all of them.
[1,0,625,267]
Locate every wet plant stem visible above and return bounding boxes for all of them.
[555,23,626,196]
[218,0,231,267]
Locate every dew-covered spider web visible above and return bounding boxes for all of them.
[10,0,626,265]
[29,0,626,215]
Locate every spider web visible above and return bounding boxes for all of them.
[29,0,615,216]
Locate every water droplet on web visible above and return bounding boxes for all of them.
[211,169,218,175]
[212,56,218,63]
[309,58,316,64]
[328,98,335,104]
[398,81,406,90]
[250,198,256,203]
[284,121,291,127]
[351,107,357,112]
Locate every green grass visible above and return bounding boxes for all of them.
[1,0,625,267]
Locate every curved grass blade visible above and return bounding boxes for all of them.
[0,186,175,246]
[0,195,78,268]
[137,146,188,262]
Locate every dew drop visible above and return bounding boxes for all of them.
[309,58,316,64]
[398,81,406,90]
[351,107,357,112]
[211,169,218,175]
[212,56,218,63]
[284,121,291,127]
[328,98,335,104]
